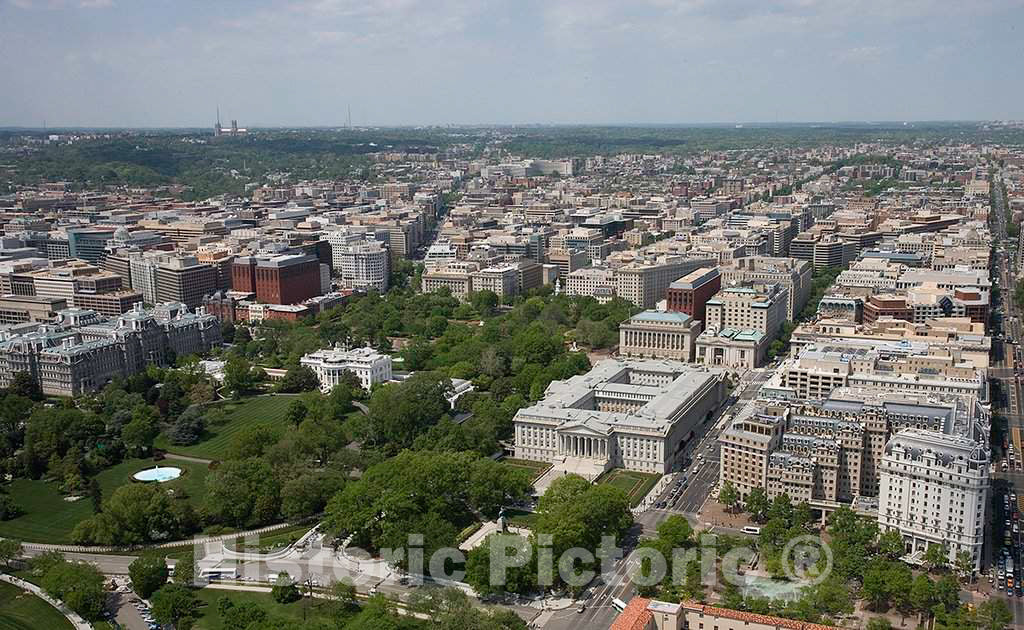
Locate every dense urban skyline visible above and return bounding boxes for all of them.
[1,0,1023,127]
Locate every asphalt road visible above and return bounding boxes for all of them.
[984,171,1024,627]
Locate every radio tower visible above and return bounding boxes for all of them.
[347,104,352,130]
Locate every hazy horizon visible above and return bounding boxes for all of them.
[2,0,1022,128]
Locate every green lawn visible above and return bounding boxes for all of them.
[154,395,296,460]
[499,458,551,481]
[193,587,338,630]
[224,523,313,553]
[0,457,209,544]
[503,508,538,529]
[0,581,75,630]
[596,469,661,507]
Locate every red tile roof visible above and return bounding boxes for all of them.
[681,602,834,630]
[611,597,652,630]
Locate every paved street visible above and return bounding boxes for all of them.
[984,171,1024,627]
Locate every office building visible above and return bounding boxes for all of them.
[878,428,988,570]
[615,256,717,309]
[618,310,701,362]
[0,303,221,397]
[232,253,323,305]
[336,240,390,293]
[666,267,721,323]
[513,359,726,477]
[720,257,812,320]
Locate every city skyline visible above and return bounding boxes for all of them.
[1,0,1022,127]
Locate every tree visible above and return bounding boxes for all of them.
[167,406,206,446]
[464,533,536,597]
[469,290,499,316]
[877,529,905,559]
[954,550,973,583]
[743,487,769,522]
[887,562,913,617]
[151,584,199,628]
[720,481,739,513]
[329,579,358,615]
[910,574,934,617]
[767,493,793,523]
[976,599,1013,630]
[275,365,321,393]
[867,618,892,630]
[924,543,949,572]
[271,574,301,603]
[932,574,960,613]
[41,559,106,620]
[204,458,281,527]
[364,372,453,451]
[173,549,195,587]
[0,538,20,569]
[8,371,42,401]
[861,559,891,611]
[280,472,345,520]
[129,554,170,599]
[0,493,20,520]
[89,477,102,514]
[122,406,159,455]
[286,398,308,427]
[188,381,215,405]
[224,355,257,399]
[656,515,693,547]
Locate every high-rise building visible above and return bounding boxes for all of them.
[336,241,390,293]
[878,429,988,570]
[67,227,117,263]
[615,256,717,309]
[666,267,721,322]
[232,253,322,305]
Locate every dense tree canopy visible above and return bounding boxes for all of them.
[323,450,531,568]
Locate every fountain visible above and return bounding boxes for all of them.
[132,466,183,483]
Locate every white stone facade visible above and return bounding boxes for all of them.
[878,428,988,571]
[513,359,726,477]
[300,346,392,392]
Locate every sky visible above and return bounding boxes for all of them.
[1,0,1022,127]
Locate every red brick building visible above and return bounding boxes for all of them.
[231,254,321,305]
[666,267,721,323]
[862,294,914,324]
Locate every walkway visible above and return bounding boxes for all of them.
[0,573,92,630]
[162,452,213,465]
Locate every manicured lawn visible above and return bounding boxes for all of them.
[596,469,661,507]
[0,581,74,630]
[503,508,538,529]
[0,457,209,544]
[499,458,551,481]
[193,587,337,630]
[154,395,296,460]
[224,523,313,553]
